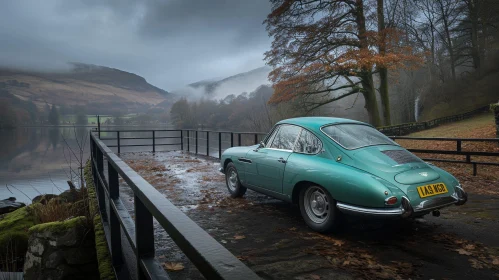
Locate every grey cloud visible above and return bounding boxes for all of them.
[0,0,272,89]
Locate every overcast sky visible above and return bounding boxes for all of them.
[0,0,272,90]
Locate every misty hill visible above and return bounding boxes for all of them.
[176,66,272,100]
[0,63,172,113]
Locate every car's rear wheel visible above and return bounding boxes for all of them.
[225,162,247,198]
[299,185,340,233]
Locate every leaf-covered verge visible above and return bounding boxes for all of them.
[84,160,116,280]
[395,113,499,196]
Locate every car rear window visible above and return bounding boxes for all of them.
[321,124,397,149]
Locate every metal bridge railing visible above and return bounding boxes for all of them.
[90,131,260,280]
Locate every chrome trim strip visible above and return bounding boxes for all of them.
[413,196,458,212]
[265,148,293,152]
[336,202,404,216]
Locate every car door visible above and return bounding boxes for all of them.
[245,125,301,193]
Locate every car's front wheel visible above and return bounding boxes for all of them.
[225,162,247,198]
[299,185,341,233]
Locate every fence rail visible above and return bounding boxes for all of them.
[378,105,490,136]
[90,132,260,280]
[390,136,499,175]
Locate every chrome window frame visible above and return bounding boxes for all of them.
[268,124,302,151]
[320,123,399,151]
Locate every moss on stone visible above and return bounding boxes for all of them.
[28,216,86,234]
[84,160,116,280]
[0,205,37,257]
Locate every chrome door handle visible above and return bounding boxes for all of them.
[277,157,287,163]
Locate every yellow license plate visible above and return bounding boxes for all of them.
[417,183,448,198]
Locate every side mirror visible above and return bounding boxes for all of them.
[253,141,265,152]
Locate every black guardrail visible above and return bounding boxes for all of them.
[390,136,499,175]
[378,105,490,136]
[98,129,268,159]
[89,132,260,280]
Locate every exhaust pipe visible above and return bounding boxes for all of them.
[432,210,440,217]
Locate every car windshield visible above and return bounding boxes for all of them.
[321,124,398,149]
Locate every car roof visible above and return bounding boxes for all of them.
[276,117,369,132]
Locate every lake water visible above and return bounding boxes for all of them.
[0,126,266,204]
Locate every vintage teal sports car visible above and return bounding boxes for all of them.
[219,117,468,232]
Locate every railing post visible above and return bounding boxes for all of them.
[180,130,183,150]
[135,196,155,280]
[473,163,477,176]
[108,162,123,266]
[152,130,156,153]
[230,133,234,147]
[238,133,242,146]
[206,131,210,156]
[117,131,120,154]
[95,147,107,222]
[466,155,471,163]
[187,131,190,152]
[254,133,258,145]
[195,130,198,154]
[218,132,222,159]
[97,115,101,139]
[457,140,461,152]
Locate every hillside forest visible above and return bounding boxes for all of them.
[170,0,499,131]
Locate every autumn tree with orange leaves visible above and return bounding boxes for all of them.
[265,0,423,126]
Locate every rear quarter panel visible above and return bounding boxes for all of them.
[283,153,401,208]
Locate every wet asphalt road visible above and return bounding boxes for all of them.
[117,151,499,280]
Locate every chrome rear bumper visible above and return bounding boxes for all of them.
[336,187,468,218]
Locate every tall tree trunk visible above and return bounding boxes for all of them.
[377,0,391,126]
[361,74,382,126]
[355,0,382,126]
[468,0,481,76]
[438,0,456,80]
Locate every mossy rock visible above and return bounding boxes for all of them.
[0,205,37,259]
[84,160,116,280]
[29,216,86,235]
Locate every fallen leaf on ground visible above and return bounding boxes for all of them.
[310,274,321,280]
[234,235,246,240]
[492,257,499,265]
[469,258,484,269]
[464,244,476,250]
[455,248,473,255]
[163,262,184,271]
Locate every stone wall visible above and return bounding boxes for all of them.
[23,216,99,280]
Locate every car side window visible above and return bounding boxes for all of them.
[294,129,322,154]
[264,126,280,148]
[270,125,301,150]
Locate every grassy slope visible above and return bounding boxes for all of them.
[395,112,499,196]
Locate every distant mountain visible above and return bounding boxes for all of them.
[0,63,172,112]
[177,66,272,100]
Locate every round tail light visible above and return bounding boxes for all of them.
[385,196,398,205]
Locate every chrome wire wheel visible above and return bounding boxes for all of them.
[227,169,238,192]
[303,186,330,224]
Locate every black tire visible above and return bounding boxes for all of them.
[299,185,341,233]
[225,162,247,198]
